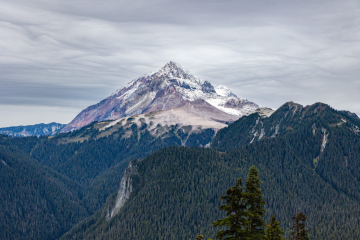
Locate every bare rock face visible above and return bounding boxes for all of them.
[106,160,139,220]
[61,61,259,133]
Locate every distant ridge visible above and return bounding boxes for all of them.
[0,122,65,137]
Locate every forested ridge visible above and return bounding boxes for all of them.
[62,102,360,239]
[1,102,360,239]
[0,121,215,239]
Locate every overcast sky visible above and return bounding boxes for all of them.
[0,0,359,127]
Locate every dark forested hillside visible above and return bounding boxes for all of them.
[62,102,360,240]
[28,122,214,213]
[2,101,360,240]
[0,145,88,240]
[0,120,216,240]
[211,102,360,152]
[212,102,360,202]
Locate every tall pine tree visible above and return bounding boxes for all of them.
[244,165,267,239]
[265,214,284,240]
[212,178,249,239]
[211,166,267,240]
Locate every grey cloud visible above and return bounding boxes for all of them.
[0,79,109,107]
[0,0,359,127]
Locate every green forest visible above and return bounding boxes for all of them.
[0,120,216,239]
[1,102,360,239]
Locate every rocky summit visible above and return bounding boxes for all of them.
[61,61,258,133]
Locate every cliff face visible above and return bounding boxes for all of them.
[107,160,140,220]
[61,62,258,133]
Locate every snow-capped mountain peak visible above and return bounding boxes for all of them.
[156,61,199,81]
[215,85,237,98]
[61,62,259,133]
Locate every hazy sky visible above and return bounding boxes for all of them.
[1,0,359,127]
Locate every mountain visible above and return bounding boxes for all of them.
[0,122,65,137]
[212,101,360,151]
[61,61,258,133]
[62,102,360,240]
[2,101,360,239]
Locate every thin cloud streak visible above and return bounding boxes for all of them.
[0,0,359,127]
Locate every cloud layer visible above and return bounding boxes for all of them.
[1,0,359,127]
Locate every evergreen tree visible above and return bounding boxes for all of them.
[244,165,267,239]
[289,212,309,240]
[212,178,249,240]
[265,214,284,240]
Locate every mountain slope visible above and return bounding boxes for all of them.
[97,99,239,136]
[61,102,360,240]
[61,62,258,133]
[211,101,360,151]
[0,122,65,137]
[212,102,360,202]
[2,117,217,215]
[0,143,88,240]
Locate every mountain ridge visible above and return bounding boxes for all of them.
[61,101,360,240]
[0,122,65,137]
[212,101,360,151]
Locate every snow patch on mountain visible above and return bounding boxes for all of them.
[215,85,236,98]
[124,91,157,115]
[206,98,242,116]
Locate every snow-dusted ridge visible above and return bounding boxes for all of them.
[61,61,259,133]
[0,122,65,137]
[215,85,237,98]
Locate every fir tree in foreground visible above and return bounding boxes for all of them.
[209,165,268,240]
[212,178,248,239]
[265,214,285,240]
[289,212,309,240]
[196,166,298,240]
[244,165,267,239]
